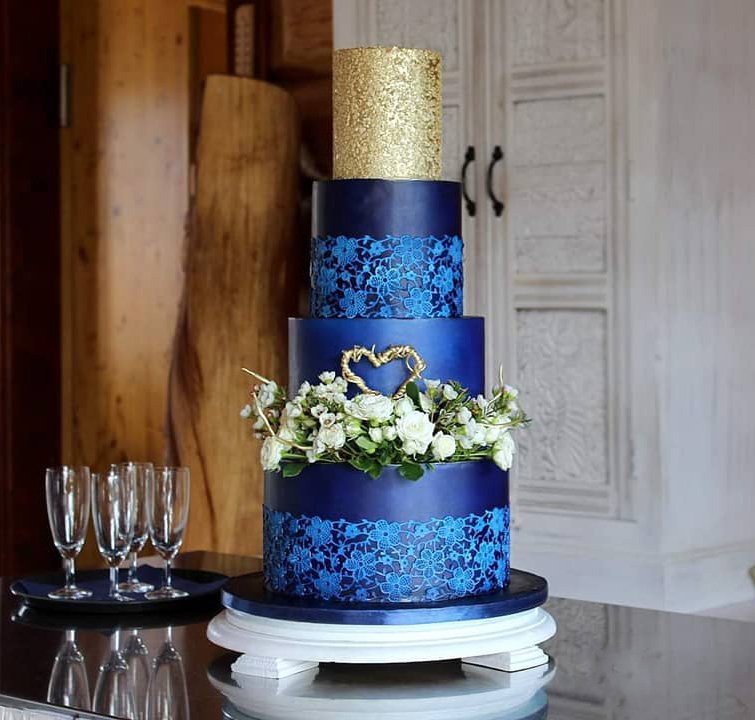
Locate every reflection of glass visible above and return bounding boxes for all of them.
[123,630,151,720]
[147,627,189,720]
[146,467,190,600]
[46,629,90,710]
[93,632,137,720]
[92,465,136,602]
[118,462,155,594]
[45,466,93,599]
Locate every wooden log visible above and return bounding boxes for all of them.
[169,75,300,556]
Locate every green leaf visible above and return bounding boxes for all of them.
[406,381,421,408]
[350,455,374,472]
[399,461,424,481]
[367,459,384,479]
[356,436,378,453]
[281,462,306,478]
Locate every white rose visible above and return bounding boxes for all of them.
[396,410,435,456]
[349,394,394,422]
[260,436,285,471]
[431,432,456,461]
[240,404,253,418]
[296,380,311,397]
[286,401,302,417]
[311,404,327,417]
[318,423,346,449]
[442,384,459,400]
[253,416,265,431]
[504,385,519,398]
[457,407,472,425]
[319,412,337,428]
[258,381,278,408]
[395,397,415,417]
[369,427,383,443]
[419,392,432,412]
[319,371,336,384]
[492,432,516,470]
[305,447,318,463]
[484,424,501,444]
[475,394,489,410]
[383,426,397,441]
[425,379,441,390]
[281,405,301,431]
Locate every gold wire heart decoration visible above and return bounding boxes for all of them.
[340,344,427,399]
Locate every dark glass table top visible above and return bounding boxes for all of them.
[1,551,753,719]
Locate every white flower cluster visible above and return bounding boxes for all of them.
[242,369,529,480]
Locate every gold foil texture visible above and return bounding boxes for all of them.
[333,47,442,180]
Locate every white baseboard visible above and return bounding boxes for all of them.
[514,539,755,613]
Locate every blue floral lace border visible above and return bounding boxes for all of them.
[310,234,464,319]
[263,505,510,603]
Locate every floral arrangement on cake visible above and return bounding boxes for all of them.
[241,365,529,481]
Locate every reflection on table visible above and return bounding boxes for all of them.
[2,553,755,720]
[209,656,554,720]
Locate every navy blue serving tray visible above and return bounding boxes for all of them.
[222,569,547,626]
[11,566,228,614]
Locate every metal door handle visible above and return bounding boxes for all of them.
[461,146,476,217]
[486,145,505,216]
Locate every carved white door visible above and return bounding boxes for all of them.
[487,1,629,524]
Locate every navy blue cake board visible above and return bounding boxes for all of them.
[222,569,547,626]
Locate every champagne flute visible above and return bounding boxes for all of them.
[146,627,189,720]
[92,465,136,602]
[146,467,190,600]
[47,629,91,710]
[45,466,93,599]
[118,462,155,594]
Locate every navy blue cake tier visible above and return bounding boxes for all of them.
[289,317,485,397]
[263,461,510,603]
[311,179,463,319]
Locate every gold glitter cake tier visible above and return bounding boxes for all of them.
[333,47,442,180]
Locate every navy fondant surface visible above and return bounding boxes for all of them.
[222,569,546,625]
[312,179,461,239]
[310,234,463,319]
[289,317,485,397]
[263,462,509,603]
[265,461,506,523]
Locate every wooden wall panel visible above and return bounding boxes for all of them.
[60,0,191,563]
[169,76,300,556]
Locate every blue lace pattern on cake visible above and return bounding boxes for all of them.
[263,505,510,603]
[310,234,463,319]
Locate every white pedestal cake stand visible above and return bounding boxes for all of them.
[207,570,556,679]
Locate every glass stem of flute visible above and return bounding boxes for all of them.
[109,566,120,599]
[164,558,173,590]
[127,550,139,583]
[64,557,75,591]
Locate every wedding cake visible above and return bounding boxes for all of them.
[242,47,529,605]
